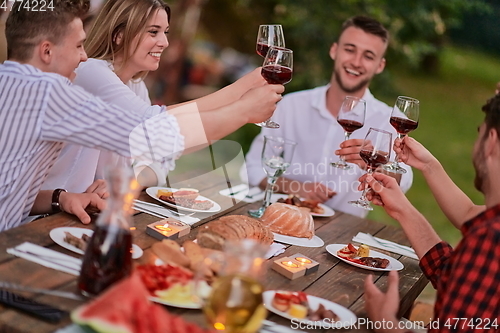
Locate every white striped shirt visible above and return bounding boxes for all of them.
[0,61,185,231]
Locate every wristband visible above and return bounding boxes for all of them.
[51,189,67,213]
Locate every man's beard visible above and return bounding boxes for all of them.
[473,148,486,193]
[334,68,370,94]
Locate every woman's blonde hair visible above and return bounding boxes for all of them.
[85,0,170,80]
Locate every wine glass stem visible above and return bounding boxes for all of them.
[393,134,405,166]
[360,169,374,202]
[338,131,351,163]
[262,176,278,209]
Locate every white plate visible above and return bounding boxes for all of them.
[325,244,404,271]
[49,227,143,259]
[272,233,324,248]
[149,295,201,309]
[146,187,221,213]
[271,194,335,217]
[263,290,357,329]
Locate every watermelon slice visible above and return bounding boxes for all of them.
[72,272,214,333]
[72,272,147,333]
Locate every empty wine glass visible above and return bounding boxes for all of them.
[256,47,293,128]
[383,96,419,174]
[256,24,285,58]
[248,136,296,218]
[331,96,366,169]
[348,128,392,211]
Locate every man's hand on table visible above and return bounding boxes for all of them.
[364,271,406,333]
[59,191,107,224]
[84,179,109,199]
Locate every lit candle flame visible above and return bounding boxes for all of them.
[295,257,312,264]
[155,224,172,232]
[282,261,299,268]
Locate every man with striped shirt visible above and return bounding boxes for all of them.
[0,0,284,231]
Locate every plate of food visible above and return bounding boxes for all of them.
[272,194,335,217]
[263,290,357,329]
[146,187,221,213]
[136,262,211,309]
[272,233,324,248]
[49,227,143,259]
[326,243,404,271]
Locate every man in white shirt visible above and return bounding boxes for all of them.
[0,0,283,231]
[242,16,412,217]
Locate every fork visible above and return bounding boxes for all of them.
[365,233,415,252]
[134,200,195,217]
[0,281,84,301]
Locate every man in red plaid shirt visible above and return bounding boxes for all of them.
[360,94,500,332]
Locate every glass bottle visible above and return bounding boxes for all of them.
[202,239,268,333]
[77,166,139,296]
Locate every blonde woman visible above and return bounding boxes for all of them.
[41,0,279,192]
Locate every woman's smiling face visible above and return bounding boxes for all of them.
[117,8,169,81]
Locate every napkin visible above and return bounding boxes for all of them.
[7,242,82,275]
[265,242,286,259]
[352,232,418,260]
[219,185,265,203]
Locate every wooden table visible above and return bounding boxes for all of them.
[0,174,428,333]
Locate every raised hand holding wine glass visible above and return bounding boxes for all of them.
[383,96,419,174]
[256,47,293,128]
[249,136,296,218]
[331,96,366,169]
[256,24,285,58]
[348,128,392,211]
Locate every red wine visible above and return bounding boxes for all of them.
[78,225,133,296]
[359,149,389,170]
[261,65,292,84]
[390,117,418,134]
[256,43,270,57]
[337,119,363,133]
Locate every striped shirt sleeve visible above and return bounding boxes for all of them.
[41,78,184,172]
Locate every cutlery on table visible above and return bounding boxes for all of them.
[0,281,84,301]
[134,200,194,217]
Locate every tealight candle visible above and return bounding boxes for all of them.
[146,219,190,240]
[281,261,299,268]
[295,257,312,264]
[272,257,306,280]
[291,253,319,275]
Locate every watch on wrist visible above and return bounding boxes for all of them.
[51,188,67,213]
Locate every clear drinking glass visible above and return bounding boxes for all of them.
[348,128,392,211]
[248,136,296,218]
[256,24,285,58]
[331,96,366,169]
[383,96,419,174]
[256,47,293,129]
[197,239,268,333]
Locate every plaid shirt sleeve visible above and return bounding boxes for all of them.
[419,241,453,289]
[420,219,500,332]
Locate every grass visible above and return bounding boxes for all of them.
[368,45,500,246]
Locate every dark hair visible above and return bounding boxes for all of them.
[6,0,90,61]
[340,15,389,44]
[481,94,500,136]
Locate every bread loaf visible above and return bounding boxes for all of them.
[260,202,314,239]
[196,215,274,250]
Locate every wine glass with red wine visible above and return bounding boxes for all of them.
[331,96,366,169]
[348,128,392,211]
[383,96,419,174]
[256,25,285,58]
[257,47,293,128]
